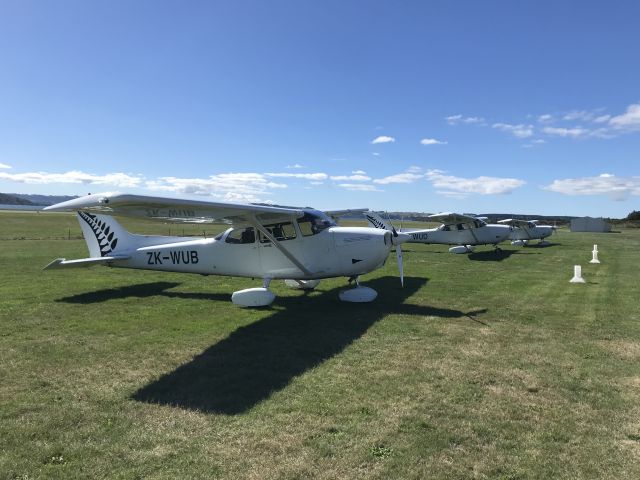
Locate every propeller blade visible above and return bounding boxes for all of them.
[396,244,404,287]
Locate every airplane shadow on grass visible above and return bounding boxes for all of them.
[128,276,487,415]
[467,249,519,262]
[57,281,234,304]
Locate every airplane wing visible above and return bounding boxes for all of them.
[427,212,479,225]
[325,208,369,222]
[498,219,535,227]
[43,192,305,225]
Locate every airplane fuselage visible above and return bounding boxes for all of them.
[402,224,511,246]
[109,226,391,280]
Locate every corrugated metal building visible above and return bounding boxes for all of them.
[570,217,612,232]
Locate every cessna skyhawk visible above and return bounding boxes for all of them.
[497,219,555,246]
[366,212,511,254]
[43,193,409,307]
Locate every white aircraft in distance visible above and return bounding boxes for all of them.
[365,211,511,254]
[43,193,410,307]
[497,219,556,246]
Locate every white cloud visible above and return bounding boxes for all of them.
[285,163,304,169]
[330,174,371,182]
[371,135,395,144]
[492,123,534,138]
[0,170,143,187]
[538,114,554,123]
[420,138,447,145]
[425,169,526,197]
[337,183,382,192]
[372,152,380,156]
[373,172,424,185]
[0,162,11,169]
[266,172,328,181]
[563,110,595,122]
[543,173,640,201]
[542,126,589,138]
[594,114,611,123]
[445,114,485,125]
[145,173,289,203]
[352,170,367,175]
[609,103,640,131]
[407,166,422,174]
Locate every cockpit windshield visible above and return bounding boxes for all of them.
[297,210,336,236]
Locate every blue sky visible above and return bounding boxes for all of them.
[0,0,639,217]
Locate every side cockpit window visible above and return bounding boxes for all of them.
[297,211,336,236]
[225,227,256,244]
[259,222,297,242]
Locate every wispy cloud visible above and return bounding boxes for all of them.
[371,135,396,144]
[445,114,485,125]
[420,138,447,145]
[543,173,640,201]
[492,123,534,138]
[330,174,371,182]
[0,170,143,187]
[541,126,589,138]
[337,183,382,192]
[266,172,328,181]
[425,169,526,197]
[538,114,554,123]
[609,103,640,131]
[373,172,424,185]
[146,173,288,203]
[352,170,367,175]
[285,163,304,169]
[0,162,11,169]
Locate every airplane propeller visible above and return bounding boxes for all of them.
[389,224,409,287]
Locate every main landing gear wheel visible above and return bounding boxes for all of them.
[339,276,378,303]
[231,278,275,307]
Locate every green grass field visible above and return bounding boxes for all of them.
[1,211,639,479]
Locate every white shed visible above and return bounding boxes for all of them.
[570,217,611,232]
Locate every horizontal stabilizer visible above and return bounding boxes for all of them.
[43,255,130,270]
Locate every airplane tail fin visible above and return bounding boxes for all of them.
[364,211,394,231]
[76,211,135,258]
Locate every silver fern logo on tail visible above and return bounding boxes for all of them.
[78,211,118,256]
[366,214,388,230]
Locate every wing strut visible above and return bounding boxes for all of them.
[250,215,313,277]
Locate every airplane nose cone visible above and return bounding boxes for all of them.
[393,232,411,245]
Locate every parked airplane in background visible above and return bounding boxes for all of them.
[43,193,410,307]
[497,219,556,246]
[366,212,511,254]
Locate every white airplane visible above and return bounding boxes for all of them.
[365,211,511,254]
[43,193,410,307]
[497,219,555,246]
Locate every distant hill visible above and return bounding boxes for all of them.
[7,193,78,206]
[0,193,36,205]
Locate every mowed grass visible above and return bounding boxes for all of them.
[1,211,639,479]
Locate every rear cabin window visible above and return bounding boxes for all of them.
[225,227,256,244]
[259,222,297,242]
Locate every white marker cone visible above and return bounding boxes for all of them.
[570,265,586,283]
